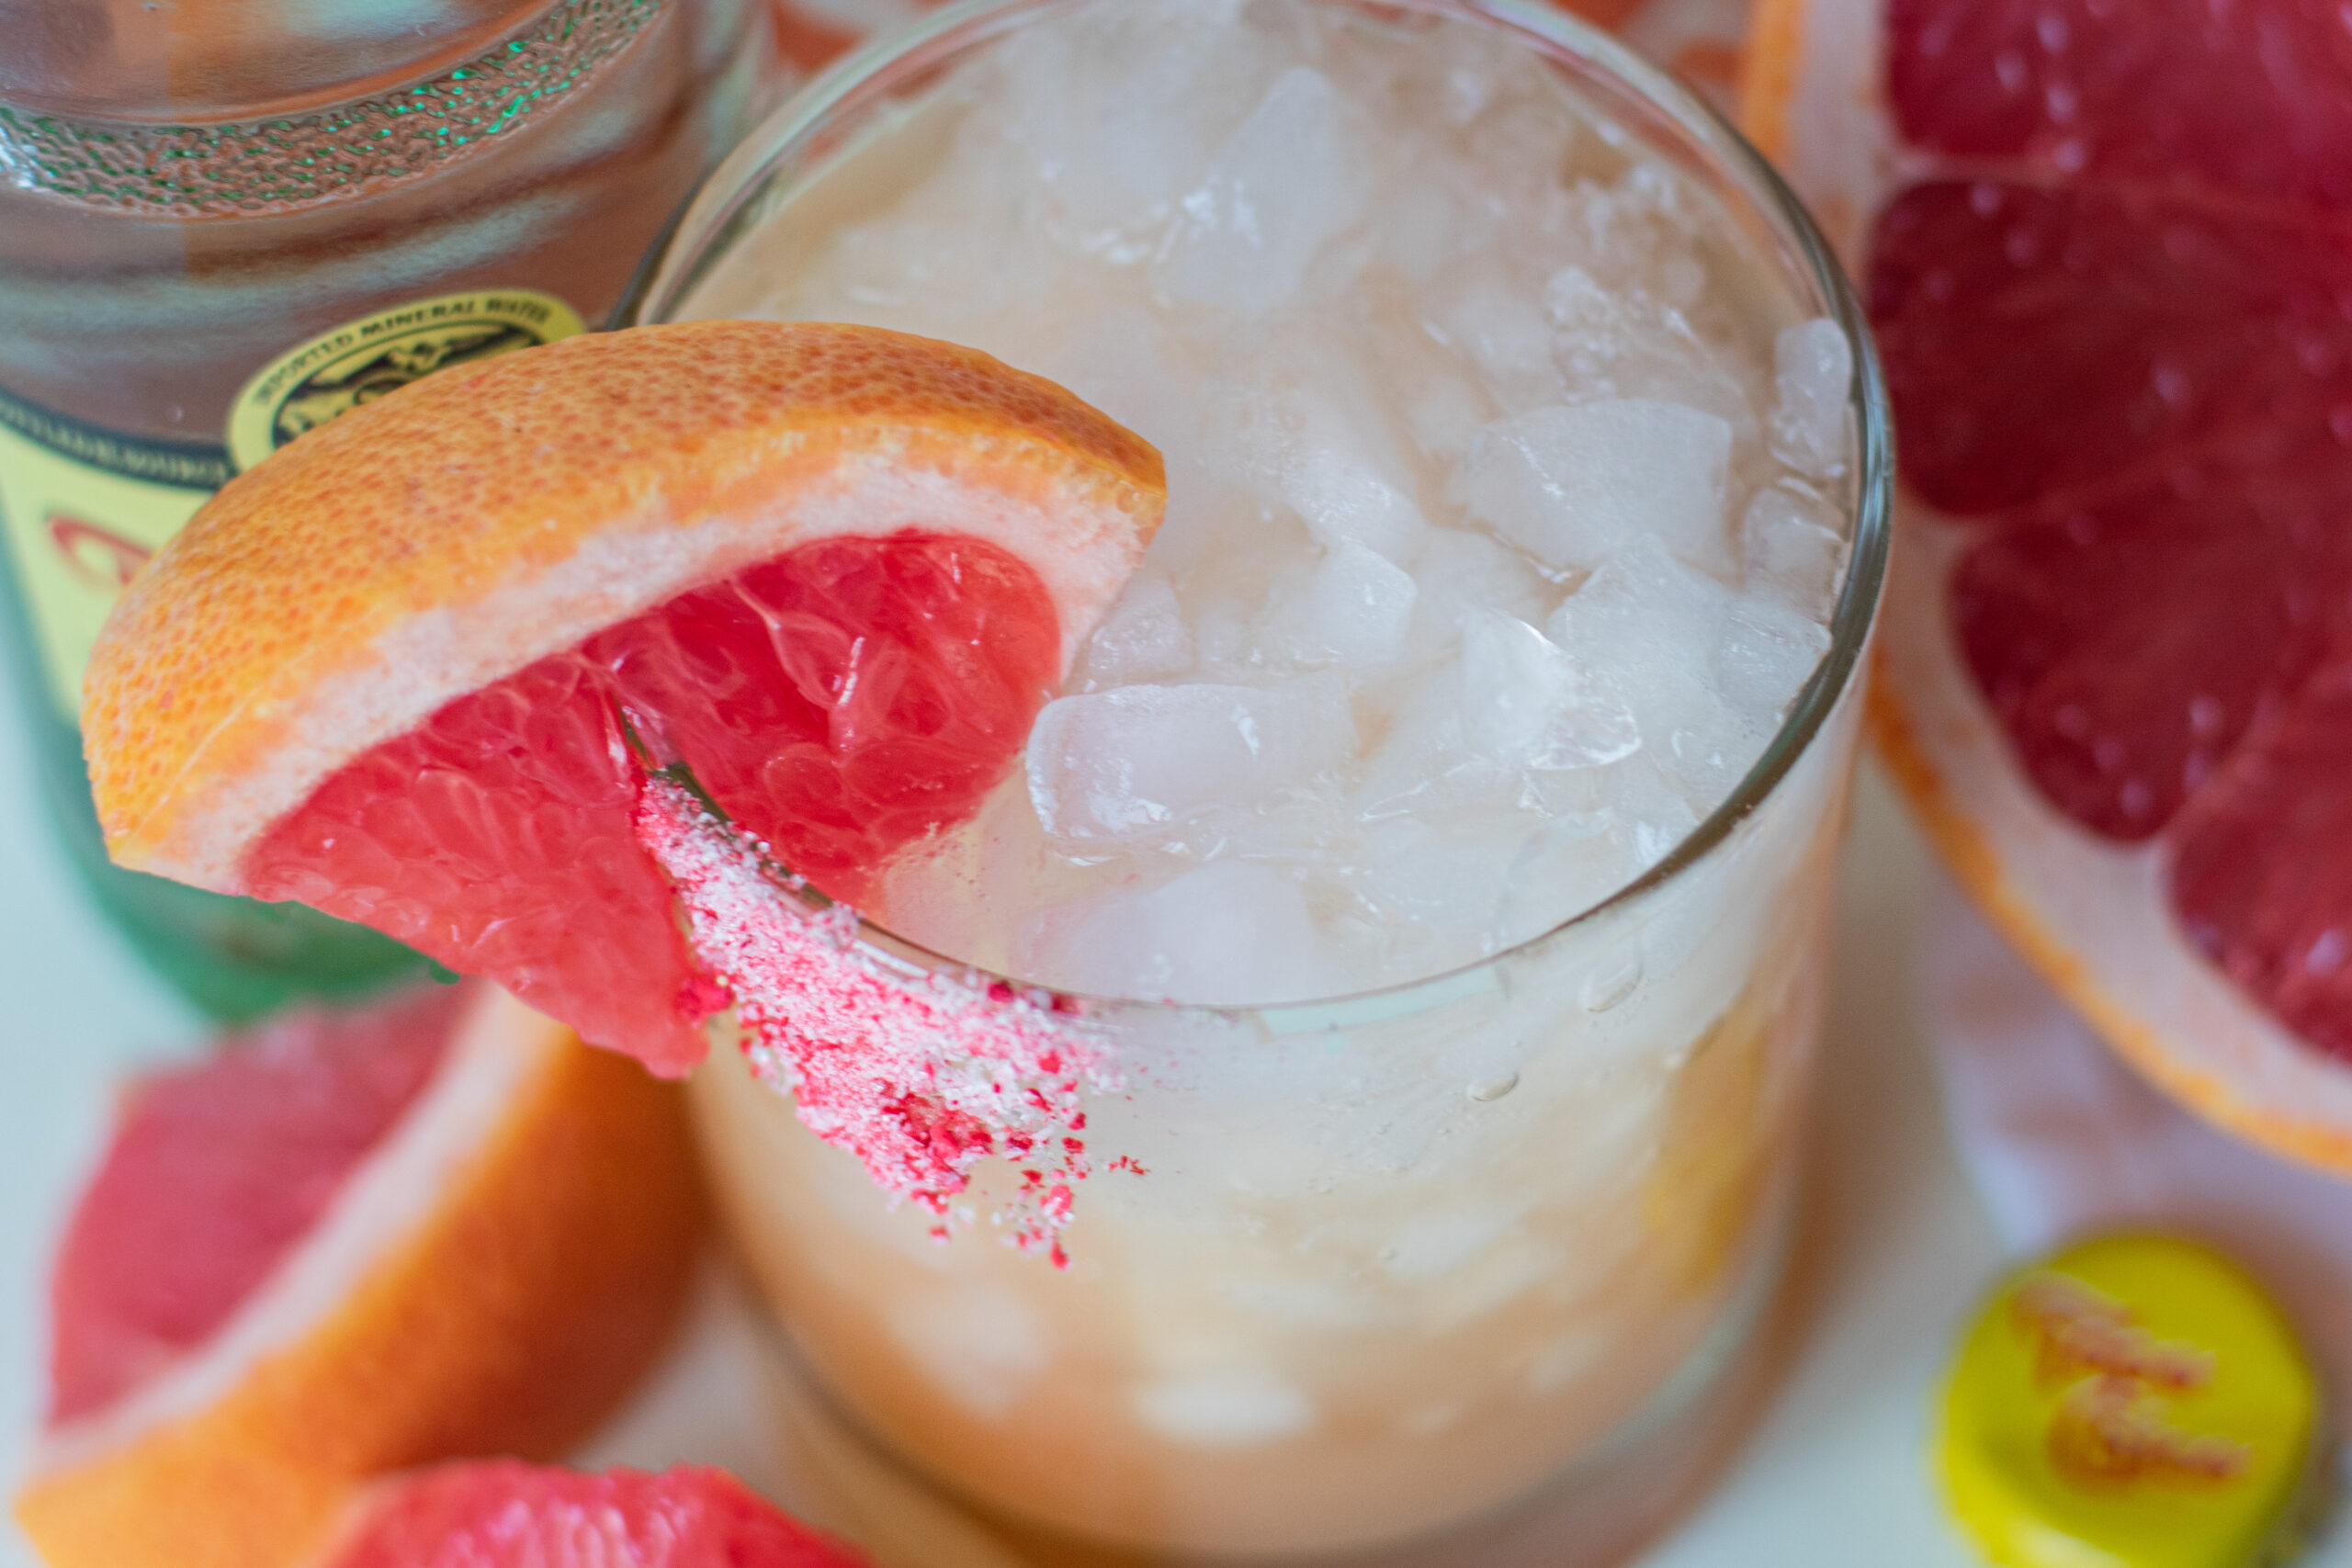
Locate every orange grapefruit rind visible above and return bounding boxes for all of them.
[84,321,1166,894]
[13,987,706,1568]
[1871,533,2352,1179]
[1739,0,2352,1179]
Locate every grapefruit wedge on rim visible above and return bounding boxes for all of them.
[82,320,1165,1084]
[320,1461,871,1568]
[14,982,705,1568]
[1743,0,2352,1169]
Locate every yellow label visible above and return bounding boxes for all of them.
[0,390,223,719]
[0,288,584,723]
[226,288,587,470]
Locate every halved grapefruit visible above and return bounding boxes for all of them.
[14,982,705,1568]
[1743,0,2352,1170]
[82,321,1164,1083]
[321,1461,870,1568]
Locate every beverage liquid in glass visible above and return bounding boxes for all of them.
[0,0,779,1018]
[640,0,1889,1559]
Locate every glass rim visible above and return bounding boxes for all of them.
[627,0,1895,1025]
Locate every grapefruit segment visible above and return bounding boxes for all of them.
[14,984,705,1568]
[240,532,1061,1075]
[1885,0,2352,207]
[1867,180,2352,516]
[1947,439,2342,842]
[1747,0,2352,1165]
[323,1462,871,1568]
[2172,653,2352,1062]
[47,987,461,1426]
[84,321,1165,1078]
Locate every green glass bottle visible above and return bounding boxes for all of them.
[0,0,778,1020]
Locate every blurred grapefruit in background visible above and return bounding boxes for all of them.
[1745,0,2352,1172]
[14,984,705,1568]
[322,1461,870,1568]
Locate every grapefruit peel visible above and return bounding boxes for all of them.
[83,320,1164,895]
[14,986,706,1568]
[1740,0,2352,1175]
[78,319,1162,1237]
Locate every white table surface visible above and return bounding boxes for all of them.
[0,694,2063,1567]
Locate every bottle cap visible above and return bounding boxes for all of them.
[1939,1233,2324,1568]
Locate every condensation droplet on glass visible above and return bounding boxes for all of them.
[1466,1072,1520,1103]
[1580,956,1641,1013]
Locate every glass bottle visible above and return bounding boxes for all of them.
[0,0,779,1019]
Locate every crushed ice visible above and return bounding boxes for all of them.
[729,0,1857,1004]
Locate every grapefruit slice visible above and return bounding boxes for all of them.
[14,982,706,1568]
[1743,0,2352,1169]
[321,1461,869,1568]
[81,321,1165,1080]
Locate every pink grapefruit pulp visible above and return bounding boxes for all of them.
[325,1463,870,1568]
[1863,0,2352,1060]
[243,532,1062,1077]
[17,984,704,1568]
[1743,0,2352,1164]
[48,987,463,1426]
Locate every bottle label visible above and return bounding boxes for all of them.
[0,288,584,722]
[226,288,588,471]
[0,393,226,720]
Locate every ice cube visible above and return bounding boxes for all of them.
[1545,536,1828,810]
[1027,675,1357,842]
[1406,526,1552,643]
[1355,611,1634,821]
[1607,752,1707,869]
[1355,680,1485,820]
[1458,609,1639,772]
[1268,540,1418,668]
[1545,536,1744,801]
[1040,307,1204,481]
[1133,1366,1317,1447]
[1769,318,1854,479]
[1544,266,1761,446]
[1081,573,1196,688]
[1351,818,1521,940]
[992,0,1263,247]
[1740,485,1847,618]
[1717,595,1833,718]
[1220,383,1430,561]
[1158,67,1372,318]
[1405,375,1490,468]
[1377,176,1457,281]
[1492,812,1637,948]
[1462,400,1731,570]
[884,1284,1047,1418]
[1425,276,1560,412]
[1019,860,1343,1006]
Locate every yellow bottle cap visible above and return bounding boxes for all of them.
[1938,1234,2324,1568]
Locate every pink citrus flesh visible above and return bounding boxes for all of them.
[243,533,1060,1077]
[48,986,464,1426]
[1869,0,2352,1060]
[325,1462,870,1568]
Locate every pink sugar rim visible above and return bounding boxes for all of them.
[636,777,1109,1264]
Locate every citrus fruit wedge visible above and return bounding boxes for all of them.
[82,321,1166,1079]
[1743,1,2352,1169]
[14,982,706,1568]
[320,1461,870,1568]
